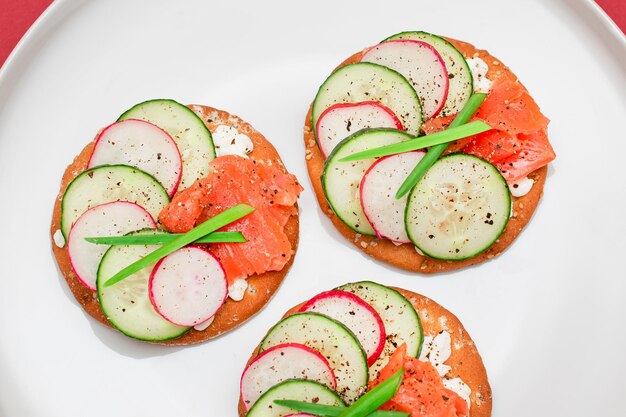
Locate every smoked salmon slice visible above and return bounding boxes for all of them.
[496,128,555,183]
[420,63,554,184]
[371,344,469,417]
[462,129,520,164]
[159,155,303,283]
[475,73,549,136]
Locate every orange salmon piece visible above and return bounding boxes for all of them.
[159,155,303,283]
[462,129,520,164]
[420,65,553,183]
[475,76,549,136]
[371,344,469,417]
[496,128,555,183]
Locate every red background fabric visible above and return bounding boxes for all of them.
[0,0,624,68]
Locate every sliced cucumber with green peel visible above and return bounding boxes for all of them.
[385,31,473,116]
[259,312,368,404]
[97,230,190,341]
[118,99,216,190]
[322,129,413,236]
[60,165,170,238]
[246,379,345,417]
[338,281,423,380]
[405,154,510,260]
[312,62,422,138]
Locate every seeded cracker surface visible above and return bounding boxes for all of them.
[304,37,547,273]
[50,105,299,345]
[238,287,492,417]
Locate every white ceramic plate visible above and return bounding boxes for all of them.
[1,0,624,416]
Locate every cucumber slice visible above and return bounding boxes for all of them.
[385,31,473,116]
[259,313,368,404]
[405,154,511,260]
[60,165,170,238]
[322,129,413,236]
[97,230,190,341]
[338,281,423,380]
[118,99,216,190]
[312,62,422,138]
[246,379,345,417]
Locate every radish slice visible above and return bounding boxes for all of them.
[360,151,426,243]
[361,40,448,120]
[149,247,227,326]
[67,201,156,290]
[240,343,337,410]
[88,119,182,197]
[316,101,403,157]
[298,290,385,366]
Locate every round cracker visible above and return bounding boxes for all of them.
[304,37,548,273]
[50,104,299,345]
[238,286,492,417]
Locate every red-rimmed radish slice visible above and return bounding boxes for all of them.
[148,247,227,326]
[360,151,426,243]
[87,119,182,197]
[298,290,385,366]
[67,201,156,290]
[240,343,337,410]
[316,102,403,157]
[361,40,448,120]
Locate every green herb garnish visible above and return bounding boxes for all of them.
[102,204,254,287]
[85,231,246,245]
[395,93,488,199]
[337,368,404,417]
[339,120,490,162]
[273,400,408,417]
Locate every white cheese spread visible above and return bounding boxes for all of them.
[213,125,254,157]
[228,278,248,301]
[466,57,492,93]
[53,229,65,248]
[419,330,472,408]
[193,316,215,331]
[510,176,534,197]
[443,377,472,406]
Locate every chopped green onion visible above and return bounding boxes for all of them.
[273,400,408,417]
[85,231,246,245]
[273,401,339,417]
[395,93,488,199]
[337,368,404,417]
[339,120,490,162]
[102,204,254,287]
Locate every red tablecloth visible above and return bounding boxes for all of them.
[0,0,624,68]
